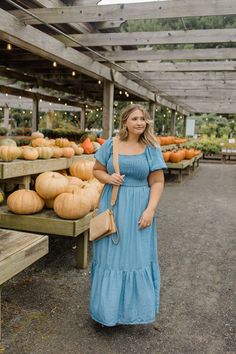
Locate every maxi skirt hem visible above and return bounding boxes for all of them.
[91,313,159,327]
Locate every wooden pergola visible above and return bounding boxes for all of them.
[0,0,235,137]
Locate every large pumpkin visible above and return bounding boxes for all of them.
[69,158,95,180]
[35,171,68,199]
[80,183,100,210]
[0,146,21,161]
[54,191,91,219]
[169,150,183,163]
[7,189,44,214]
[36,147,54,159]
[0,138,17,146]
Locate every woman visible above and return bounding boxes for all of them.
[90,104,167,327]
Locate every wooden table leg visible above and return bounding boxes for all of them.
[178,170,182,183]
[0,286,1,341]
[75,230,88,269]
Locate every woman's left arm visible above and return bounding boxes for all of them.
[138,170,165,229]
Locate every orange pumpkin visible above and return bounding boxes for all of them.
[162,151,171,162]
[185,149,195,159]
[80,138,94,154]
[35,171,68,199]
[7,189,44,214]
[97,137,105,145]
[169,150,183,163]
[31,138,46,147]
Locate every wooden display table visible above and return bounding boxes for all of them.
[0,228,48,339]
[0,155,94,189]
[0,206,94,269]
[221,152,236,163]
[166,153,202,183]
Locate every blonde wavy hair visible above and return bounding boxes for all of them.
[117,104,159,147]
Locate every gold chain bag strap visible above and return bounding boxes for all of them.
[89,137,120,243]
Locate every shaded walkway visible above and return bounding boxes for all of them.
[2,163,236,354]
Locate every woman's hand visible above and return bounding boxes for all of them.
[138,208,155,229]
[108,173,125,186]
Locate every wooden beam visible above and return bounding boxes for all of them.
[54,29,236,47]
[160,89,236,99]
[143,81,236,89]
[0,85,81,107]
[131,72,236,82]
[0,94,82,111]
[10,0,236,24]
[111,61,236,72]
[102,80,114,139]
[187,103,236,113]
[88,48,236,62]
[0,9,163,104]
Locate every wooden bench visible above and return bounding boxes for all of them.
[0,206,94,269]
[0,228,48,339]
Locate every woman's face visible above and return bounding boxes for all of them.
[125,109,147,136]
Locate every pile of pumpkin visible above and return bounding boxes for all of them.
[162,148,202,163]
[157,136,188,146]
[7,158,104,220]
[0,132,105,162]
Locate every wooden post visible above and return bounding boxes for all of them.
[183,115,187,137]
[3,105,9,129]
[32,98,39,131]
[170,110,176,135]
[80,106,85,130]
[75,230,88,269]
[102,80,114,139]
[149,101,156,121]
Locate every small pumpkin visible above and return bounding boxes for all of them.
[80,138,94,154]
[0,188,5,205]
[97,137,105,145]
[31,138,46,147]
[162,151,171,162]
[35,171,68,199]
[23,147,39,160]
[70,144,84,155]
[31,131,44,139]
[55,138,71,148]
[36,147,54,159]
[62,147,75,158]
[51,146,63,158]
[7,189,44,215]
[169,150,183,163]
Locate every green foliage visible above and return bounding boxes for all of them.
[186,137,224,155]
[122,15,236,50]
[41,128,86,142]
[0,127,8,136]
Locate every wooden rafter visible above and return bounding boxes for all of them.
[88,48,236,62]
[54,29,236,47]
[10,0,236,24]
[110,61,236,72]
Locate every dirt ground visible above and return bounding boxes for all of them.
[1,163,236,354]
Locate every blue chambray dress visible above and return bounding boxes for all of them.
[89,138,167,326]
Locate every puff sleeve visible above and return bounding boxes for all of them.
[94,138,112,167]
[146,145,167,172]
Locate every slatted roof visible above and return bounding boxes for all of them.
[0,0,236,114]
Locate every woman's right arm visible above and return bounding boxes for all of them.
[93,161,124,186]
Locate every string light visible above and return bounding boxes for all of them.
[19,96,21,99]
[119,91,122,95]
[53,61,57,67]
[72,71,76,76]
[58,97,61,101]
[6,43,12,50]
[5,93,8,96]
[64,103,67,106]
[98,80,102,85]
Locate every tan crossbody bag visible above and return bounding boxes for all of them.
[89,137,120,244]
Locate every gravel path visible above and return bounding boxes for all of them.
[1,163,236,354]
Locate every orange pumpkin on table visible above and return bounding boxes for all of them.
[80,138,94,154]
